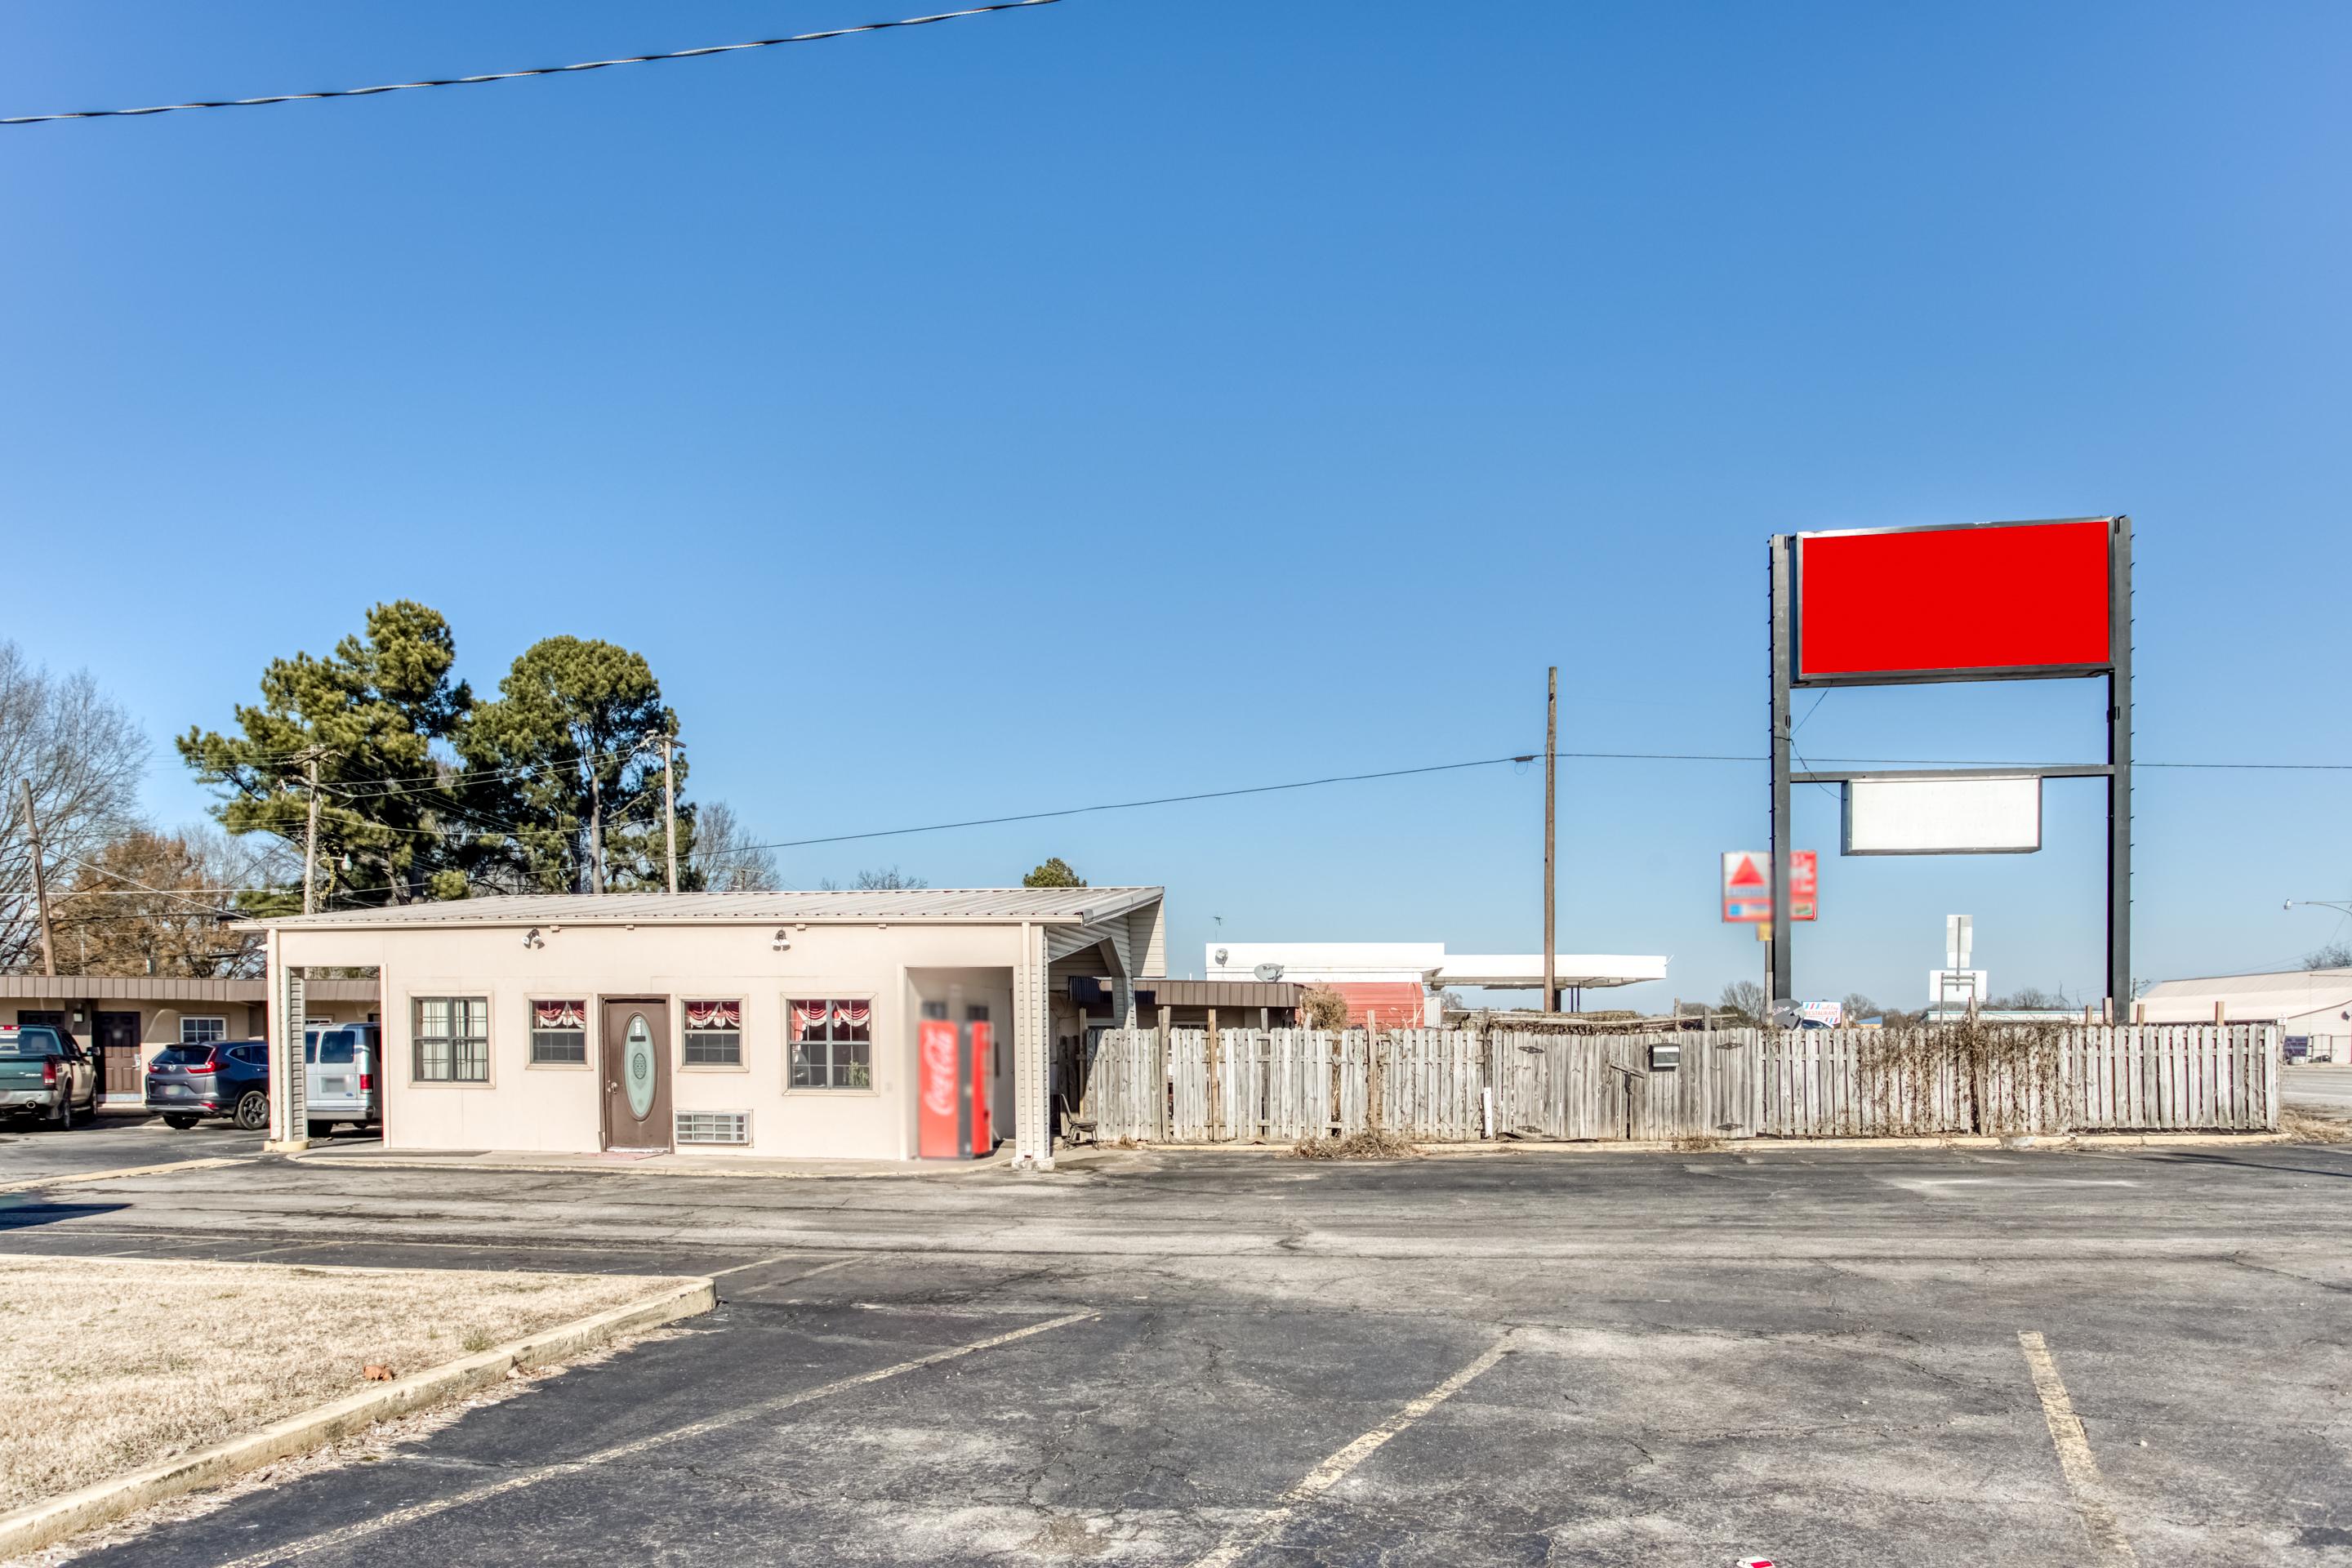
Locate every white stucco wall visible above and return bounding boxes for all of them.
[276,920,1028,1160]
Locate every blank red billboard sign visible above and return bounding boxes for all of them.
[1797,519,2113,680]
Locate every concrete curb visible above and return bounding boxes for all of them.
[0,1156,251,1196]
[0,1275,715,1561]
[286,1150,1011,1181]
[1095,1132,2292,1157]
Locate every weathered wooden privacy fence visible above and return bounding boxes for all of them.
[1066,1024,2278,1144]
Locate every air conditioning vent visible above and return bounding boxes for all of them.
[675,1111,750,1146]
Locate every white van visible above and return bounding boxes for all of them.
[304,1024,382,1138]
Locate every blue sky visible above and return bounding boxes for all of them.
[4,2,2347,1010]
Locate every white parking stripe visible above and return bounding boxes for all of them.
[0,1155,253,1195]
[1185,1332,1517,1568]
[709,1253,853,1282]
[206,1309,1096,1568]
[2017,1331,2139,1566]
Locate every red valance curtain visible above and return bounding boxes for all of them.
[533,1000,586,1029]
[686,1000,742,1031]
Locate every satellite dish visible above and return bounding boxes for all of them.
[1253,963,1284,982]
[1214,948,1229,967]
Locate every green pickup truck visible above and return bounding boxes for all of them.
[0,1023,100,1129]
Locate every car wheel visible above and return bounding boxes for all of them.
[53,1095,74,1131]
[234,1091,270,1132]
[163,1114,199,1129]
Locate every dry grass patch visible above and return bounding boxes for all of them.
[0,1254,693,1517]
[1292,1129,1420,1160]
[2282,1107,2352,1145]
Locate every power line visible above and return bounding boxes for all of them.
[727,746,2352,857]
[739,754,1542,853]
[2,2,1063,127]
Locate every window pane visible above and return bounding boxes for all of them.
[791,1042,824,1087]
[683,1031,740,1067]
[417,1037,451,1081]
[531,1031,586,1065]
[419,1000,449,1040]
[840,1040,871,1087]
[455,1037,488,1081]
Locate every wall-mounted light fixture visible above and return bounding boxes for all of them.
[522,928,545,950]
[772,929,792,951]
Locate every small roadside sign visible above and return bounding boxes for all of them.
[1722,851,1816,923]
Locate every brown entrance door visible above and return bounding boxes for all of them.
[601,999,672,1152]
[96,1013,141,1098]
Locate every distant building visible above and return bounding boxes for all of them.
[1202,942,1668,1028]
[0,974,379,1104]
[2139,968,2352,1062]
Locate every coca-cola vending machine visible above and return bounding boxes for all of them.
[916,1002,991,1159]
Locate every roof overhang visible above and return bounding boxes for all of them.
[241,887,1164,934]
[1434,955,1671,989]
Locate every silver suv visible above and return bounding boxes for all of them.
[303,1025,382,1138]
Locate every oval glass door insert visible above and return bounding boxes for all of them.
[623,1014,657,1120]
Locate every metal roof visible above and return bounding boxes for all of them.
[2137,967,2352,1024]
[0,975,380,1002]
[244,888,1163,932]
[1134,978,1300,1008]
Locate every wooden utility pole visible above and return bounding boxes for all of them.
[301,751,323,916]
[19,779,56,978]
[1543,666,1557,1014]
[587,767,604,895]
[662,733,679,894]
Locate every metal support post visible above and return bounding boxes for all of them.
[1543,665,1557,1014]
[1769,535,1794,1006]
[2106,516,2133,1015]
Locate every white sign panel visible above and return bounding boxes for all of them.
[1843,775,2041,856]
[1929,969,1988,1005]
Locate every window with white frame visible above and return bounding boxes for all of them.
[531,1000,587,1065]
[414,997,489,1082]
[180,1017,227,1045]
[789,999,871,1089]
[683,1000,742,1066]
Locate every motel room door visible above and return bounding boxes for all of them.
[96,1013,142,1098]
[601,999,673,1152]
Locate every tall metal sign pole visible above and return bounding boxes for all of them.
[2105,523,2134,1014]
[1544,665,1558,1014]
[1766,516,2132,1017]
[1768,540,1794,1006]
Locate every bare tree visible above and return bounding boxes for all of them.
[1299,985,1350,1031]
[1988,984,2072,1010]
[2305,942,2352,972]
[53,825,296,978]
[687,800,780,893]
[1717,980,1767,1024]
[0,643,149,973]
[819,866,929,892]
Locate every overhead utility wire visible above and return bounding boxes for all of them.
[0,1,1062,126]
[726,747,2352,855]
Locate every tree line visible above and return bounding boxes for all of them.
[2,606,1095,978]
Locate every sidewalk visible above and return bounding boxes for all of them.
[288,1142,1019,1181]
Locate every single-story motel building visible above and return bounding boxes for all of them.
[0,974,380,1102]
[247,888,1168,1169]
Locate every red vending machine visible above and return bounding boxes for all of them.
[916,1003,992,1159]
[966,1009,993,1153]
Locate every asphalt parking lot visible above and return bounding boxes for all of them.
[3,1139,2349,1566]
[2285,1064,2352,1113]
[0,1111,267,1187]
[0,1110,382,1188]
